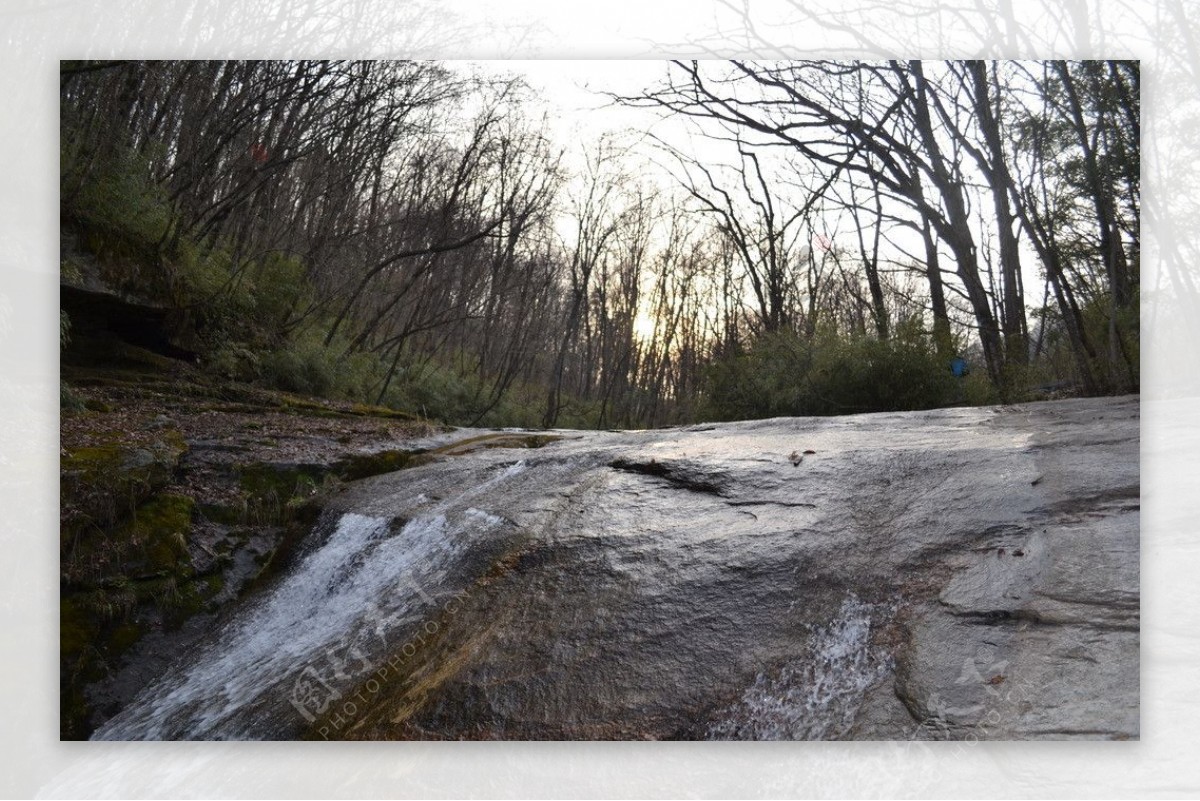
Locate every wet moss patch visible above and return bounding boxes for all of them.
[198,500,248,526]
[335,449,433,481]
[236,463,327,526]
[120,493,196,576]
[432,432,562,457]
[238,463,325,500]
[60,596,100,663]
[60,429,187,547]
[107,621,147,657]
[161,575,226,626]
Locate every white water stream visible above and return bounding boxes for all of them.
[94,462,526,740]
[707,595,894,740]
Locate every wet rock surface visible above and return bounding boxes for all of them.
[94,396,1139,741]
[58,362,453,738]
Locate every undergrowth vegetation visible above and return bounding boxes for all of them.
[60,59,1138,429]
[59,130,614,427]
[60,138,1107,426]
[701,323,961,420]
[62,134,1125,430]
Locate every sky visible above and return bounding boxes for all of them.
[468,59,691,172]
[461,59,1062,331]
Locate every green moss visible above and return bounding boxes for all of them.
[129,574,178,604]
[239,463,324,500]
[107,621,146,656]
[198,500,248,526]
[335,449,432,481]
[61,443,124,475]
[60,596,99,660]
[61,593,110,741]
[277,396,347,417]
[432,432,562,456]
[61,429,188,542]
[162,575,225,626]
[238,463,328,526]
[201,573,225,596]
[70,336,184,373]
[120,493,195,576]
[347,402,420,421]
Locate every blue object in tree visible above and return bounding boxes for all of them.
[950,356,969,378]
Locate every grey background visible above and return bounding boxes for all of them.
[1,0,1193,796]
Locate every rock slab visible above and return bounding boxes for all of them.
[95,396,1139,740]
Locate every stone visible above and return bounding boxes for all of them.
[94,396,1140,741]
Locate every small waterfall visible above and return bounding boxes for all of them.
[94,461,526,740]
[707,595,894,740]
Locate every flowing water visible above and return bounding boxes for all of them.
[90,398,1140,741]
[95,462,527,740]
[707,595,896,740]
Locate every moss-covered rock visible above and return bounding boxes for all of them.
[237,463,327,527]
[63,493,195,587]
[347,402,420,421]
[335,449,432,481]
[432,432,562,457]
[60,595,100,664]
[107,621,147,657]
[160,574,226,627]
[61,590,139,739]
[238,463,323,502]
[120,493,196,577]
[60,428,188,548]
[197,500,248,526]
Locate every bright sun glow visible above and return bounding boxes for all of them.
[633,311,657,342]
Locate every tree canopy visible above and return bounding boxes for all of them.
[60,59,1139,427]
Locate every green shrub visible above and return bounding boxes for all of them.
[378,357,479,423]
[178,243,237,307]
[206,342,263,382]
[960,371,999,406]
[248,252,312,333]
[193,250,312,347]
[60,380,86,412]
[1026,289,1139,397]
[807,328,958,415]
[259,327,379,401]
[701,323,957,421]
[1079,290,1139,393]
[62,146,173,288]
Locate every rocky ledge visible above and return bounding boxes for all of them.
[95,395,1138,741]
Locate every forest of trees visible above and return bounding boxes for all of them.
[59,59,1139,429]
